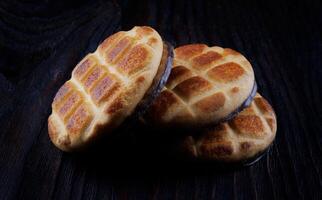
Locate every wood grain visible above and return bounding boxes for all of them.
[0,0,321,199]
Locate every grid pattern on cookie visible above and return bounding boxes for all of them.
[49,26,161,148]
[149,44,254,124]
[183,94,276,161]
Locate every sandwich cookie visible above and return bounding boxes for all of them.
[146,44,256,128]
[176,93,277,163]
[48,26,173,151]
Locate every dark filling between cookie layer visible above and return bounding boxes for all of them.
[216,81,258,124]
[124,41,174,124]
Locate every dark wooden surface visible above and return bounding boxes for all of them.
[0,0,321,199]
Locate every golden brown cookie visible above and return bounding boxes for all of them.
[48,26,169,151]
[146,44,256,128]
[178,93,277,162]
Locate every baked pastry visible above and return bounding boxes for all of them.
[48,26,173,151]
[146,44,256,128]
[177,93,277,162]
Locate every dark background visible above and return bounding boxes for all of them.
[0,0,321,199]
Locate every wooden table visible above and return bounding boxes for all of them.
[0,0,321,199]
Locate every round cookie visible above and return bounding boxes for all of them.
[146,44,256,128]
[48,26,172,151]
[177,93,277,162]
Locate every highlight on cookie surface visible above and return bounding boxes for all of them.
[177,93,277,162]
[146,44,256,128]
[48,26,169,151]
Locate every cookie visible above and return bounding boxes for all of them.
[48,26,172,151]
[177,93,277,162]
[146,44,256,128]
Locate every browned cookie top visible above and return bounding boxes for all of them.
[147,44,255,127]
[48,26,164,151]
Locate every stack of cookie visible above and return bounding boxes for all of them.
[48,26,277,165]
[145,44,277,164]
